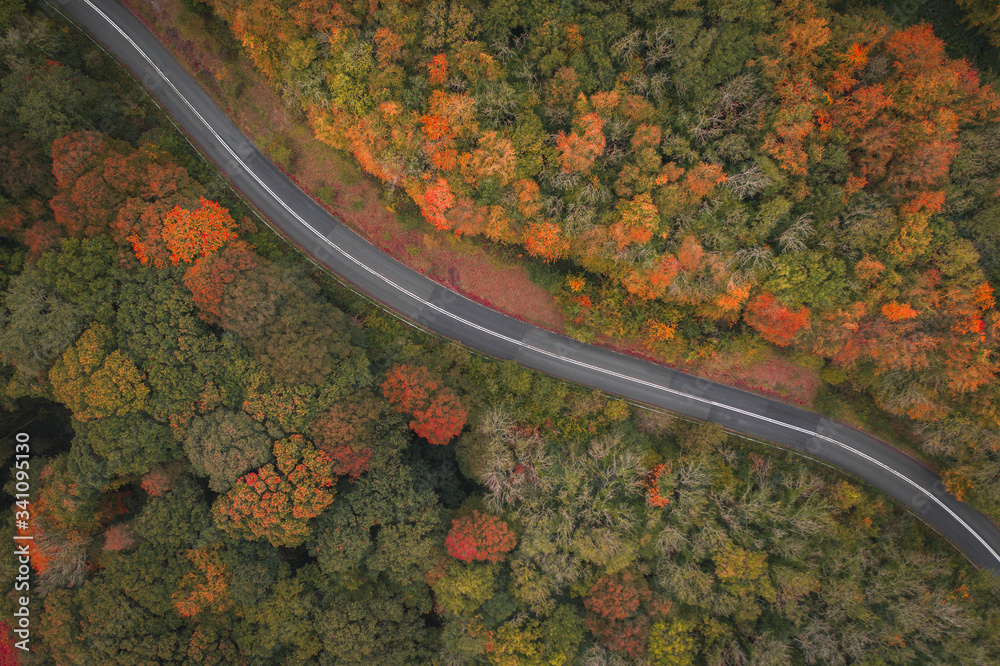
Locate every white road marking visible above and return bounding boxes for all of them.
[81,0,1000,568]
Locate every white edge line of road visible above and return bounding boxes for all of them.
[81,0,1000,568]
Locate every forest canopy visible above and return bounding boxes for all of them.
[1,1,1000,664]
[181,0,1000,518]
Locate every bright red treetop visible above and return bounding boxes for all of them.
[410,389,467,446]
[445,510,517,563]
[382,364,467,445]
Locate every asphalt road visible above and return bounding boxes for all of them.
[53,0,1000,575]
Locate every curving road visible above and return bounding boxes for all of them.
[52,0,1000,574]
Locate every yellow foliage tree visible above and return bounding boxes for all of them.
[50,325,149,421]
[648,619,697,666]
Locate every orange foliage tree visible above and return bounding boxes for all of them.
[523,221,569,262]
[760,14,998,204]
[159,197,238,266]
[881,301,918,322]
[418,177,457,231]
[556,112,605,174]
[172,547,232,619]
[427,53,449,86]
[49,324,149,422]
[213,435,336,547]
[610,192,659,250]
[744,292,811,347]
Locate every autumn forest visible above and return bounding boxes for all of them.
[2,0,1000,663]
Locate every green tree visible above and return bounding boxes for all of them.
[37,236,123,322]
[236,564,322,662]
[317,585,433,665]
[71,545,192,663]
[133,477,214,553]
[433,561,498,616]
[675,420,727,455]
[489,606,585,666]
[957,0,1000,46]
[0,269,83,378]
[223,540,290,610]
[310,435,443,599]
[116,267,223,421]
[184,409,272,492]
[0,62,121,155]
[77,415,180,477]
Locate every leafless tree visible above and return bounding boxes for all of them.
[725,164,772,200]
[778,213,814,253]
[611,29,644,63]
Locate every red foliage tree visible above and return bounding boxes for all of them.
[51,131,110,186]
[584,571,655,658]
[24,220,62,263]
[382,364,436,413]
[310,399,377,480]
[140,467,175,497]
[49,132,137,238]
[325,444,373,480]
[0,620,18,666]
[182,243,274,335]
[382,364,467,445]
[50,131,203,261]
[445,510,517,562]
[744,292,811,347]
[0,204,25,233]
[410,389,467,446]
[584,572,649,621]
[102,523,136,551]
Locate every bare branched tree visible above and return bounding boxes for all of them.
[611,29,644,63]
[725,163,772,200]
[779,213,814,253]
